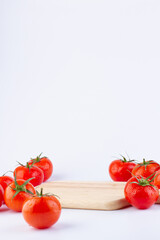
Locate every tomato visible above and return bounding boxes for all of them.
[124,176,159,209]
[132,159,160,180]
[0,175,13,204]
[109,156,136,181]
[0,184,4,207]
[0,175,14,191]
[153,170,160,188]
[14,163,44,186]
[28,153,53,181]
[22,188,61,229]
[4,177,36,212]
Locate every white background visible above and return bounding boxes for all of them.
[0,0,160,239]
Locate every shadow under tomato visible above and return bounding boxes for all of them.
[30,222,76,232]
[0,205,10,212]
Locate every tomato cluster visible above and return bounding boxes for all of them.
[109,156,160,209]
[0,154,61,229]
[1,152,160,229]
[14,153,53,187]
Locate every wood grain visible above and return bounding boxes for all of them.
[36,181,130,210]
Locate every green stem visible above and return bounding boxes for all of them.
[40,188,43,196]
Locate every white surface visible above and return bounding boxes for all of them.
[1,204,160,239]
[0,0,160,239]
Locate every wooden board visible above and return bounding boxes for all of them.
[36,181,130,210]
[36,181,160,210]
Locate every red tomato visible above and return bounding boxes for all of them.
[109,156,136,181]
[132,159,160,180]
[153,170,160,188]
[4,178,36,212]
[0,176,14,191]
[14,163,44,186]
[28,154,53,181]
[0,184,4,207]
[22,189,61,229]
[124,176,159,209]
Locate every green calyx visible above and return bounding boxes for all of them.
[143,159,152,171]
[134,158,155,171]
[138,178,151,186]
[17,152,45,172]
[120,154,135,163]
[36,188,46,197]
[31,152,44,164]
[142,158,153,166]
[130,172,158,188]
[35,188,60,199]
[17,161,34,172]
[10,173,34,199]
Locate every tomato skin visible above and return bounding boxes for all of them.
[14,166,44,186]
[153,170,160,188]
[0,176,14,191]
[0,184,4,207]
[4,180,36,212]
[132,161,160,179]
[22,196,61,229]
[109,160,136,181]
[28,157,53,182]
[124,176,159,209]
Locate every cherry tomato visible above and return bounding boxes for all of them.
[4,177,36,212]
[109,156,136,181]
[0,184,4,207]
[124,176,159,209]
[153,170,160,188]
[132,159,160,180]
[14,163,44,186]
[0,175,14,191]
[22,188,61,229]
[28,153,53,181]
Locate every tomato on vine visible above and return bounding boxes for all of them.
[4,174,36,212]
[0,174,14,191]
[109,155,136,181]
[0,184,4,207]
[28,153,53,182]
[132,159,160,180]
[153,170,160,188]
[22,188,61,229]
[0,172,13,204]
[124,174,159,209]
[14,162,44,186]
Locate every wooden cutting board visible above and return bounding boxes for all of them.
[36,181,160,210]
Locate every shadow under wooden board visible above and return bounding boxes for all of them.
[36,181,160,211]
